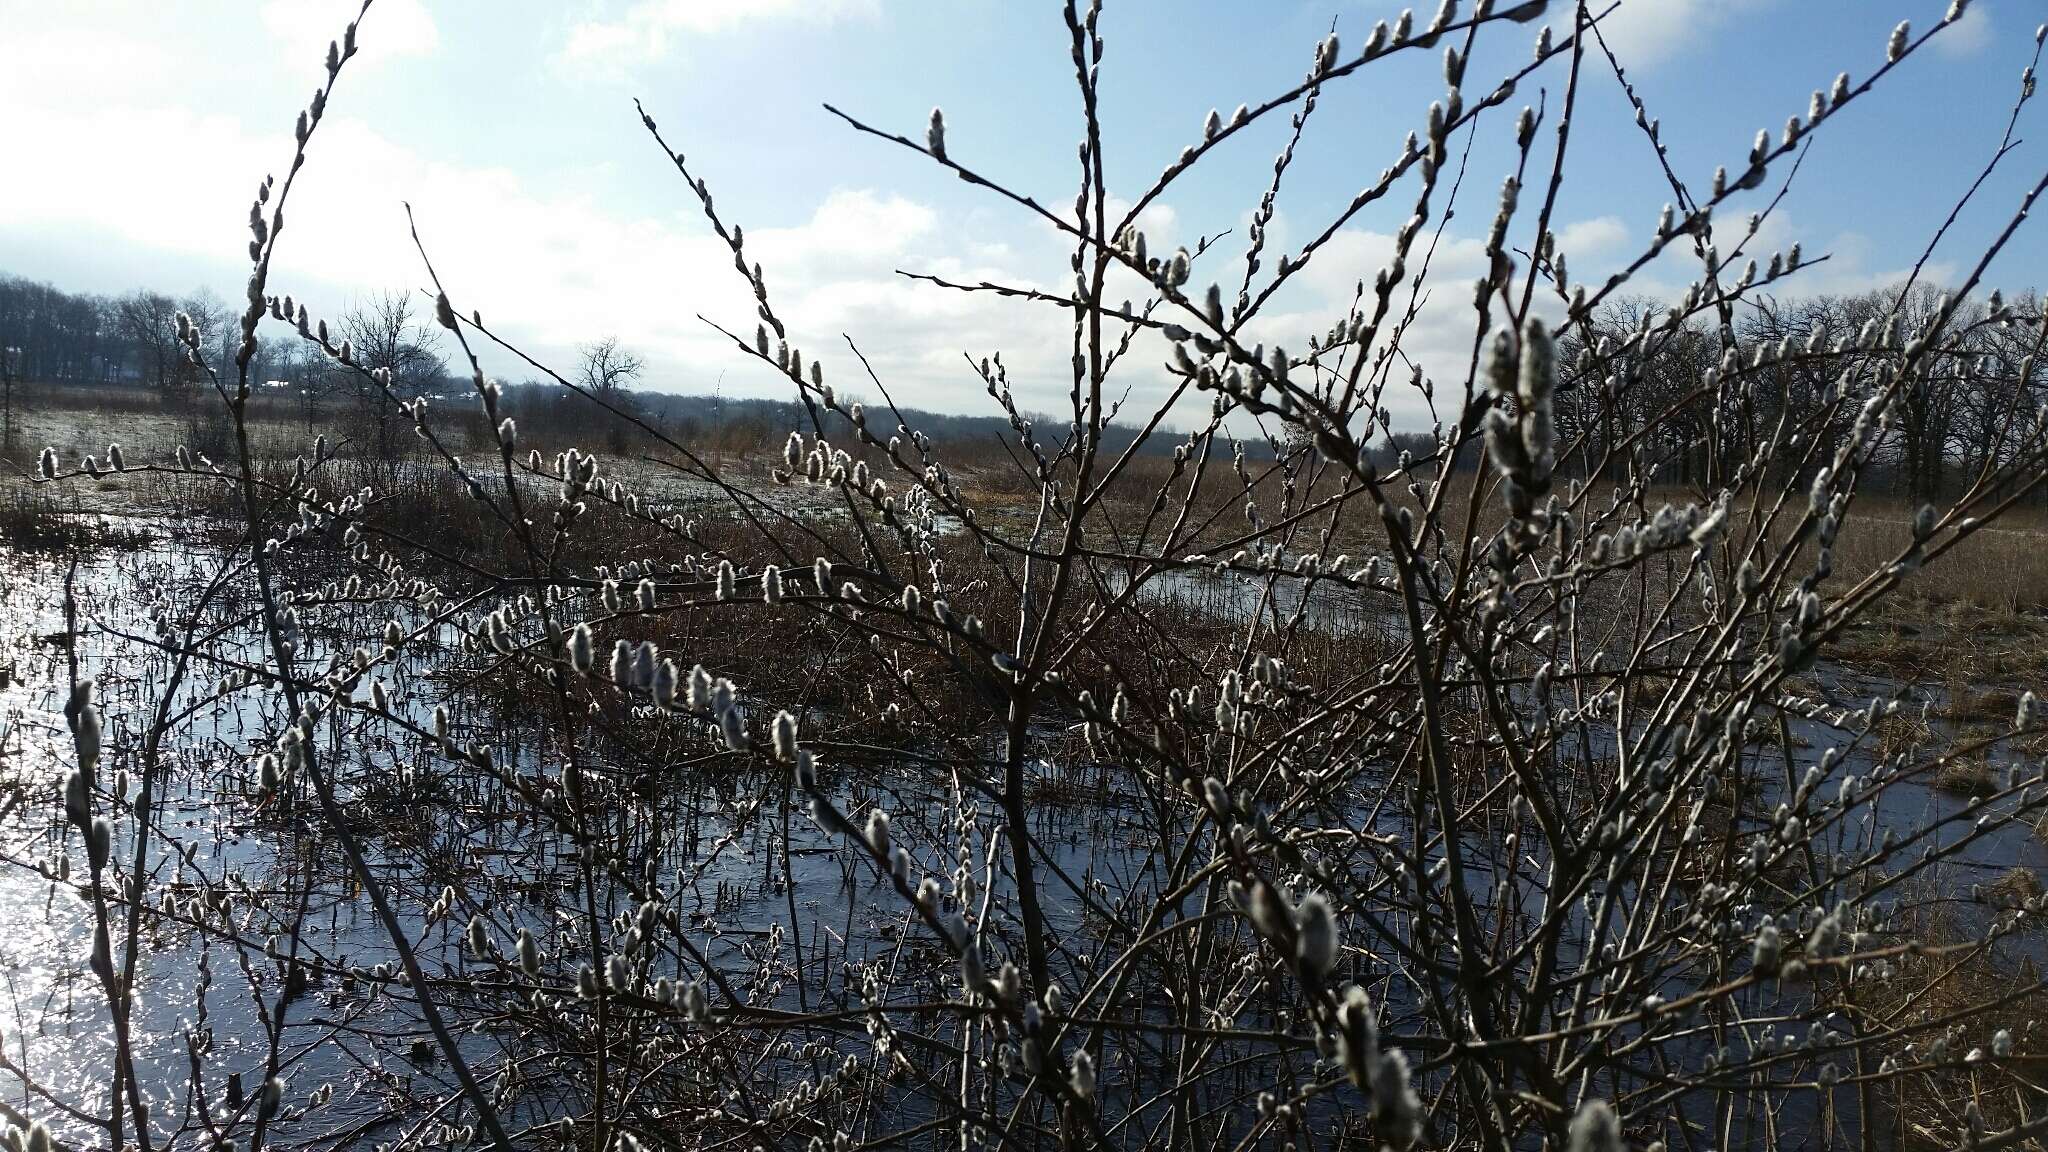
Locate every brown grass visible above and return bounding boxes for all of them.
[1933,758,1999,798]
[14,383,2048,609]
[1981,866,2042,908]
[1850,888,2048,1151]
[1833,501,2048,612]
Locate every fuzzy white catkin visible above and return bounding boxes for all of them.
[682,980,710,1025]
[88,817,111,873]
[75,685,101,773]
[568,624,593,673]
[1068,1050,1096,1101]
[772,710,799,762]
[718,701,746,751]
[1294,892,1340,980]
[1752,922,1782,971]
[1567,1099,1623,1152]
[88,917,111,978]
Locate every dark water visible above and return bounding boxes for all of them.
[1,523,2042,1149]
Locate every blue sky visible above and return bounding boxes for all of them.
[2,0,2041,424]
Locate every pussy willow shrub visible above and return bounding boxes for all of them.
[27,0,2048,1149]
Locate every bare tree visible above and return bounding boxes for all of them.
[0,341,18,454]
[579,336,645,452]
[114,290,182,391]
[338,289,445,461]
[578,335,644,396]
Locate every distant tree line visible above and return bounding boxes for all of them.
[38,268,2036,492]
[0,269,1214,464]
[0,274,315,392]
[489,384,1203,465]
[1554,286,2046,498]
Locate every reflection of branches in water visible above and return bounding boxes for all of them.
[10,1,2048,1150]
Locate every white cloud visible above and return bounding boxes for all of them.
[0,21,173,106]
[560,0,878,69]
[1580,0,1772,69]
[1104,200,1180,247]
[1,10,1838,431]
[1619,209,1959,313]
[260,0,439,70]
[0,16,1909,433]
[1932,4,1993,59]
[0,0,1050,407]
[786,190,935,260]
[1557,216,1628,262]
[0,8,1116,415]
[1249,225,1500,419]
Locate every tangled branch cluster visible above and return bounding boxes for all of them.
[20,1,2048,1150]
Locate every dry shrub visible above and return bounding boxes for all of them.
[13,5,2048,1152]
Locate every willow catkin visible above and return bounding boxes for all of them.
[568,624,593,673]
[1068,1050,1096,1102]
[1294,892,1340,980]
[73,683,101,774]
[772,710,799,762]
[653,660,678,709]
[1567,1100,1623,1152]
